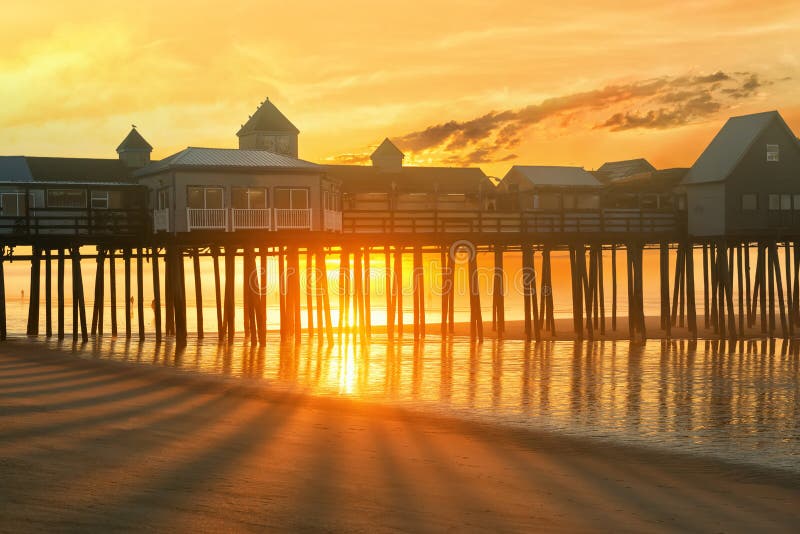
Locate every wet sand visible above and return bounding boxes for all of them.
[1,346,798,533]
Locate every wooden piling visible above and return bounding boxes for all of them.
[192,249,204,339]
[26,247,41,336]
[0,255,5,341]
[136,248,146,342]
[71,249,88,343]
[468,248,483,343]
[124,250,132,338]
[493,246,505,337]
[151,247,162,342]
[685,241,698,339]
[224,247,236,343]
[57,249,64,340]
[611,244,617,331]
[45,249,52,337]
[109,249,118,337]
[212,247,223,338]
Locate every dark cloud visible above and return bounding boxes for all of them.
[327,153,370,165]
[599,92,723,131]
[334,70,778,166]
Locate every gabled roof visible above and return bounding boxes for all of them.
[604,168,689,194]
[237,98,299,136]
[504,166,602,187]
[371,138,404,159]
[117,127,152,152]
[595,158,655,182]
[135,147,320,177]
[683,110,798,185]
[325,165,490,194]
[0,156,133,183]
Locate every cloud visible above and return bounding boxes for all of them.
[334,70,777,166]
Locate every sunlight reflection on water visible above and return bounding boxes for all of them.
[22,334,800,473]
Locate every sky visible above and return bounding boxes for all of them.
[1,0,798,177]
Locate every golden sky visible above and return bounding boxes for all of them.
[1,0,798,177]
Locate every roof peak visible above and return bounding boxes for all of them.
[372,138,404,157]
[237,98,299,136]
[116,127,152,152]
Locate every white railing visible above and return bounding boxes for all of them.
[187,208,227,231]
[324,209,342,232]
[275,208,312,230]
[232,208,272,230]
[153,208,169,232]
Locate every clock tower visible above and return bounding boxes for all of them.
[237,98,300,157]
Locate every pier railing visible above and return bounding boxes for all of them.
[0,208,148,237]
[153,208,170,232]
[186,208,227,231]
[342,208,681,235]
[324,209,343,232]
[232,208,272,230]
[275,208,312,230]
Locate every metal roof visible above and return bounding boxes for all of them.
[135,147,320,177]
[0,156,133,183]
[0,156,34,182]
[595,158,655,182]
[683,111,795,185]
[236,98,300,136]
[505,166,602,187]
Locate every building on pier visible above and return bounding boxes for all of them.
[602,167,688,211]
[0,131,148,237]
[324,138,493,233]
[498,165,602,211]
[136,147,339,233]
[683,110,800,236]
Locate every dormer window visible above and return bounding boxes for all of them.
[767,144,779,162]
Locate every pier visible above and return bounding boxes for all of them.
[1,108,798,347]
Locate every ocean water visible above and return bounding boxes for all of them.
[13,333,800,475]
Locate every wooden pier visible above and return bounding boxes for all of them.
[2,224,799,347]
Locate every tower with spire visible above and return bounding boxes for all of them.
[116,126,152,168]
[237,98,300,157]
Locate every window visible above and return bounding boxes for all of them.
[47,189,87,208]
[232,187,267,209]
[322,190,339,211]
[91,191,109,209]
[274,188,308,210]
[741,194,758,210]
[794,195,800,211]
[576,194,599,209]
[781,194,792,211]
[157,189,169,210]
[187,187,224,209]
[0,192,31,216]
[767,144,779,162]
[562,194,576,210]
[768,194,780,211]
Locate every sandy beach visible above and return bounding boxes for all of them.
[1,345,799,533]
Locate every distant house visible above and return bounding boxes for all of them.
[682,111,800,237]
[595,158,656,184]
[499,166,602,211]
[138,101,341,233]
[324,139,492,232]
[0,131,148,236]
